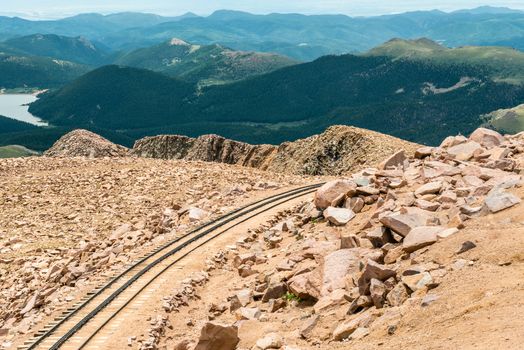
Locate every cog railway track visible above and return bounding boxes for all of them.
[20,183,323,350]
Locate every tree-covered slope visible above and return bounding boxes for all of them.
[115,39,297,86]
[30,65,194,129]
[0,115,37,133]
[29,53,524,146]
[0,53,90,88]
[1,34,111,66]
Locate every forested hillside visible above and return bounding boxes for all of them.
[0,53,90,88]
[29,54,524,147]
[115,39,297,86]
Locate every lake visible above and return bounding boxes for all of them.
[0,94,48,126]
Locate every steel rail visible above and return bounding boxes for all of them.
[76,188,317,349]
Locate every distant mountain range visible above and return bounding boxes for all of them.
[1,34,112,65]
[2,6,524,88]
[1,7,524,60]
[0,12,196,41]
[21,39,524,152]
[2,8,524,153]
[0,34,296,89]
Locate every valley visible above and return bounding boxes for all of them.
[23,46,524,150]
[1,13,524,152]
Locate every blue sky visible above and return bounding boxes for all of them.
[1,1,523,19]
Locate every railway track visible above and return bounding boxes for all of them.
[20,183,323,350]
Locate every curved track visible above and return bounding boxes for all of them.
[20,183,322,350]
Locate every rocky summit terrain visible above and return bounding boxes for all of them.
[2,126,524,350]
[132,125,419,176]
[0,156,310,347]
[117,127,523,350]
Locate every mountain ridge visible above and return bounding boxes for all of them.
[1,33,111,65]
[47,125,420,176]
[366,38,524,84]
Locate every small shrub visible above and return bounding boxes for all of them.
[283,292,303,303]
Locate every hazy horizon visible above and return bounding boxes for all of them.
[1,1,523,20]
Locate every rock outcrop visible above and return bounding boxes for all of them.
[267,126,419,175]
[45,129,128,158]
[131,134,277,169]
[131,126,420,176]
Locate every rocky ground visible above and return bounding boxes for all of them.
[2,127,524,350]
[0,156,311,347]
[128,128,524,350]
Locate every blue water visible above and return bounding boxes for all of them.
[0,94,48,126]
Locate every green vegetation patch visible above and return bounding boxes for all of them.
[0,145,39,158]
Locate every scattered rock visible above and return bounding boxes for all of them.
[414,181,442,197]
[262,282,287,302]
[346,197,365,213]
[255,333,283,349]
[379,150,406,170]
[236,307,261,320]
[456,241,477,254]
[314,180,356,209]
[321,250,361,295]
[194,322,239,350]
[380,213,427,237]
[323,207,355,226]
[348,327,370,340]
[421,294,439,307]
[358,260,396,295]
[415,147,434,159]
[402,226,443,253]
[369,279,387,308]
[447,141,483,161]
[366,227,392,248]
[402,272,433,292]
[188,207,209,222]
[469,128,504,148]
[484,190,521,213]
[300,315,319,339]
[386,283,409,306]
[333,310,375,341]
